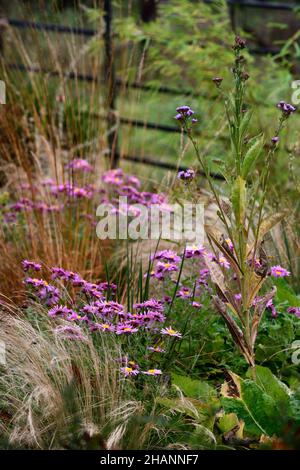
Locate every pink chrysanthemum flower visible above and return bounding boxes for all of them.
[177,287,192,299]
[102,168,124,186]
[185,245,205,259]
[120,366,139,377]
[287,307,300,318]
[218,256,230,269]
[25,277,47,287]
[133,299,164,312]
[152,250,181,263]
[48,305,74,318]
[224,238,234,251]
[142,369,162,376]
[66,311,80,322]
[270,265,290,278]
[21,260,42,272]
[266,299,277,318]
[161,326,182,338]
[94,323,115,332]
[156,262,179,274]
[116,324,138,335]
[192,301,202,308]
[126,175,141,188]
[66,158,92,172]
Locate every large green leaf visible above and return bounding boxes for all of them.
[221,371,291,437]
[274,278,300,307]
[241,135,263,179]
[246,366,291,408]
[171,373,217,402]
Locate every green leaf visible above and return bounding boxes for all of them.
[241,135,263,179]
[218,413,241,434]
[246,366,291,407]
[239,110,252,140]
[231,176,246,225]
[171,373,217,402]
[221,371,292,437]
[274,278,300,307]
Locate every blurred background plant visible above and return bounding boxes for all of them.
[0,0,300,451]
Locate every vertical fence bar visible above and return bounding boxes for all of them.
[103,0,119,168]
[227,0,236,32]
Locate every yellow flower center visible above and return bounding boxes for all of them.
[101,324,110,329]
[148,369,156,374]
[167,328,176,335]
[125,367,133,373]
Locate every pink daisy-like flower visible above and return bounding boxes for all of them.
[287,307,300,318]
[266,299,277,318]
[177,287,192,299]
[116,323,138,335]
[192,301,202,308]
[270,265,290,278]
[66,158,92,172]
[185,245,205,259]
[120,366,139,377]
[21,260,42,272]
[142,369,162,376]
[25,277,47,287]
[224,238,234,251]
[66,311,80,322]
[161,326,182,338]
[152,250,181,263]
[93,322,115,332]
[156,261,179,275]
[48,305,74,318]
[102,168,124,186]
[218,256,230,269]
[133,298,164,312]
[126,175,141,188]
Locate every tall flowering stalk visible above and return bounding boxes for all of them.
[176,36,296,369]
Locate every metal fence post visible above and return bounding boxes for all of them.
[103,0,119,169]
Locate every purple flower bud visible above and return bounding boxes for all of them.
[212,77,223,87]
[177,169,195,182]
[176,106,191,113]
[233,36,246,50]
[276,101,296,117]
